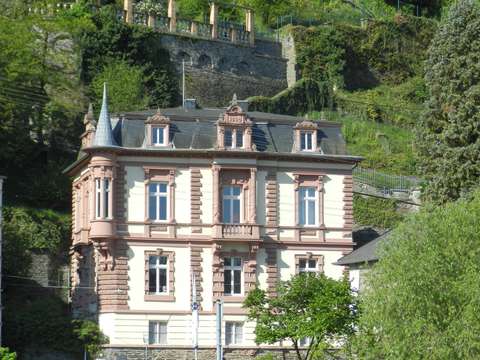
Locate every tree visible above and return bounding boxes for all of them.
[416,0,480,204]
[73,320,109,358]
[91,60,149,113]
[244,273,357,360]
[0,348,16,360]
[354,190,480,359]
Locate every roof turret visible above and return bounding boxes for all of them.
[93,83,117,147]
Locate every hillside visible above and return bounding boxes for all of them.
[0,0,443,356]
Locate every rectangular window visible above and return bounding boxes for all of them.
[236,129,243,148]
[299,187,316,226]
[224,129,233,148]
[224,257,242,295]
[149,321,167,345]
[152,126,165,146]
[103,178,110,218]
[222,186,241,224]
[225,322,243,345]
[149,183,168,221]
[299,259,317,273]
[148,255,168,294]
[300,131,313,151]
[95,178,101,219]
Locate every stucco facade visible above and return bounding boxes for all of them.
[67,92,361,358]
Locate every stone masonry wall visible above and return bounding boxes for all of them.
[102,347,303,360]
[158,34,288,107]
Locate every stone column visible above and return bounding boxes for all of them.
[212,166,221,238]
[124,0,133,24]
[231,27,238,43]
[246,9,255,45]
[168,0,176,32]
[210,2,219,39]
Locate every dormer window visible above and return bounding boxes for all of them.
[217,97,253,151]
[146,110,171,147]
[152,126,166,146]
[300,131,314,151]
[294,120,319,152]
[224,128,244,149]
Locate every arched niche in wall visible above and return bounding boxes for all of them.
[177,51,192,66]
[198,54,213,69]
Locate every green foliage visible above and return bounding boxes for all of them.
[2,207,70,276]
[417,0,480,204]
[92,60,149,113]
[248,78,334,115]
[5,289,80,354]
[244,273,356,360]
[81,5,179,108]
[354,190,480,359]
[353,194,404,229]
[73,320,109,358]
[0,348,16,360]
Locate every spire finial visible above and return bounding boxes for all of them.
[92,82,117,147]
[231,93,238,105]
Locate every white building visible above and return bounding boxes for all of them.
[65,88,361,359]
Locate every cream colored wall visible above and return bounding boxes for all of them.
[201,246,214,311]
[200,168,213,224]
[278,249,345,282]
[277,171,295,227]
[105,313,256,347]
[127,245,191,311]
[125,165,146,222]
[174,168,191,223]
[323,174,345,228]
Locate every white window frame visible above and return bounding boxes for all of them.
[95,178,101,219]
[299,186,317,226]
[224,256,243,296]
[95,178,111,220]
[152,126,167,146]
[299,258,318,274]
[149,255,169,294]
[300,131,314,151]
[148,182,169,222]
[225,322,243,345]
[222,185,242,224]
[148,321,167,345]
[224,127,244,149]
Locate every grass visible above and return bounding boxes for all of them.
[310,111,417,175]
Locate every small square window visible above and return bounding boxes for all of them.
[149,321,167,344]
[226,322,243,345]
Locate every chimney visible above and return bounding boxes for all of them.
[237,100,249,112]
[184,98,197,110]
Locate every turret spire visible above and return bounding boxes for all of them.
[93,83,117,147]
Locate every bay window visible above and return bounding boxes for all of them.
[148,255,168,294]
[94,178,111,219]
[299,187,316,226]
[149,183,168,221]
[224,257,242,295]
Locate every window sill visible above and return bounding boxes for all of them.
[144,294,175,302]
[221,296,246,303]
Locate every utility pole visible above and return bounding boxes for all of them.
[0,176,6,347]
[216,299,223,360]
[182,59,186,108]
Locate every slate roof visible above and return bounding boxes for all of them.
[109,107,348,156]
[93,83,118,147]
[335,230,392,266]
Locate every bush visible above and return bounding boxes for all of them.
[0,348,16,360]
[248,78,334,115]
[73,320,109,358]
[353,194,404,229]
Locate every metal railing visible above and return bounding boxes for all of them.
[353,166,421,193]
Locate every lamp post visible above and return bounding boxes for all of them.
[143,333,148,360]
